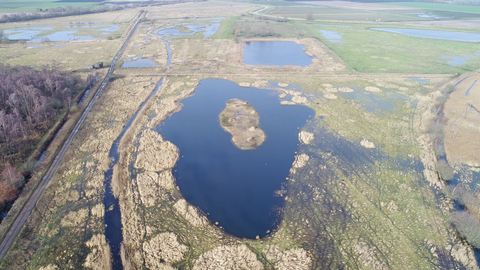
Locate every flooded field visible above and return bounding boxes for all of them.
[4,24,122,42]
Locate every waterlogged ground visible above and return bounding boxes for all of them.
[1,1,479,269]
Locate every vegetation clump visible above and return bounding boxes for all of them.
[219,98,265,150]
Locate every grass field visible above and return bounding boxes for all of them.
[0,0,98,13]
[380,2,480,14]
[300,22,480,73]
[266,5,480,21]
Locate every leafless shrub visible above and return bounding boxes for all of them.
[436,160,454,180]
[452,211,480,249]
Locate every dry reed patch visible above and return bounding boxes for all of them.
[169,38,242,65]
[299,131,314,145]
[193,244,263,270]
[146,1,254,20]
[444,73,480,168]
[84,234,111,270]
[134,129,179,171]
[0,39,123,70]
[264,245,312,270]
[143,232,188,267]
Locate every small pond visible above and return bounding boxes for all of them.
[122,56,158,68]
[243,41,315,67]
[156,79,314,238]
[409,78,430,83]
[371,28,480,42]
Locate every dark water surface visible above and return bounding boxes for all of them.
[156,79,313,238]
[243,41,315,67]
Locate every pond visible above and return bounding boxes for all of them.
[371,28,480,42]
[243,41,315,67]
[156,79,314,238]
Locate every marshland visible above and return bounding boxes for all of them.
[0,0,479,269]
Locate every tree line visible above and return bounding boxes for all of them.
[0,5,124,24]
[0,64,95,216]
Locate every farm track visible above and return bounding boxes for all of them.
[0,11,145,262]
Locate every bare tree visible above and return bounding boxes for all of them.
[306,13,314,21]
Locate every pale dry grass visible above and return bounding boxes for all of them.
[0,40,123,70]
[300,1,417,10]
[444,72,480,168]
[146,1,255,20]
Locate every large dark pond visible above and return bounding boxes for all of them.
[243,41,315,67]
[371,28,480,42]
[156,79,314,238]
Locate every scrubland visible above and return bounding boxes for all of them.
[1,1,480,269]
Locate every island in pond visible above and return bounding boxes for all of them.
[219,98,265,150]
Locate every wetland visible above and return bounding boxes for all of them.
[1,1,480,269]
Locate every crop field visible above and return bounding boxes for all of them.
[0,0,479,269]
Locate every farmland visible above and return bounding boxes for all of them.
[0,1,479,269]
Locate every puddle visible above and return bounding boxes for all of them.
[243,41,315,67]
[441,55,474,66]
[96,25,120,33]
[409,78,430,83]
[318,30,345,43]
[415,13,451,19]
[122,56,158,68]
[371,28,480,42]
[156,79,314,239]
[466,80,477,96]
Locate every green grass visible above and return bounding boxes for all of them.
[380,2,480,14]
[298,22,480,73]
[268,5,480,21]
[0,0,96,13]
